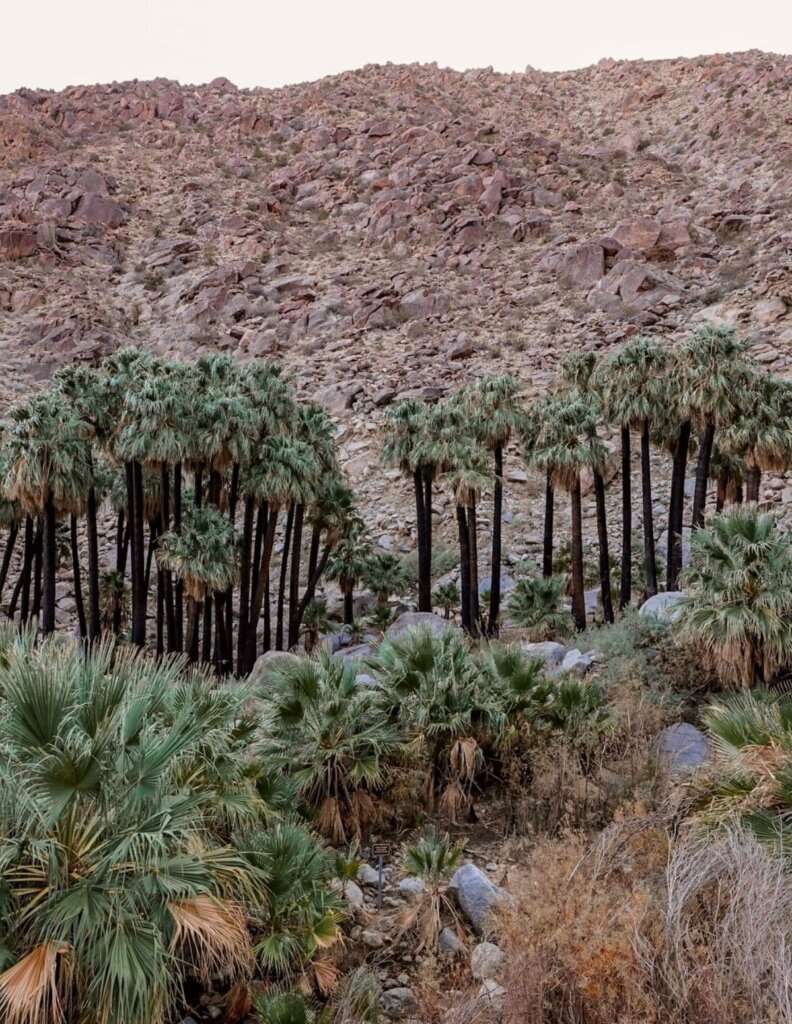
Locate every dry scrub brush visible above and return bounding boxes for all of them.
[495,816,792,1024]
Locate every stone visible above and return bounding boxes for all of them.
[398,876,424,900]
[381,987,416,1014]
[653,723,710,775]
[611,217,662,252]
[478,573,515,599]
[362,928,386,948]
[477,979,507,1006]
[385,611,460,639]
[751,296,787,325]
[470,942,504,980]
[439,927,466,955]
[343,880,365,908]
[639,591,685,623]
[358,863,380,886]
[557,242,606,289]
[522,641,565,665]
[74,193,125,228]
[449,863,508,935]
[312,381,363,415]
[249,650,299,686]
[0,228,38,258]
[355,672,379,688]
[449,332,475,359]
[561,649,594,676]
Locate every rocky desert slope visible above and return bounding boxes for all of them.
[1,51,791,562]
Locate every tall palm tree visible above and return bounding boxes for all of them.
[467,374,525,634]
[3,392,93,634]
[560,353,614,624]
[720,371,792,504]
[680,326,753,530]
[382,400,437,613]
[526,395,606,631]
[597,336,670,601]
[522,394,557,579]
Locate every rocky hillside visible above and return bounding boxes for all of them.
[1,51,791,555]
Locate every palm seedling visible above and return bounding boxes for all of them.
[300,599,331,653]
[401,829,465,949]
[433,581,460,620]
[506,573,572,640]
[327,518,375,627]
[362,551,410,609]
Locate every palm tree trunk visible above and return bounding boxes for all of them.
[114,513,128,636]
[692,423,715,530]
[31,519,43,622]
[186,596,201,663]
[0,522,18,604]
[237,495,255,674]
[245,506,278,673]
[467,497,480,637]
[224,462,240,660]
[414,469,429,612]
[144,521,156,599]
[131,461,146,647]
[594,470,614,624]
[160,464,175,651]
[194,469,203,509]
[620,426,632,609]
[156,567,165,657]
[70,513,87,639]
[296,541,333,627]
[735,483,744,504]
[42,496,57,634]
[11,516,34,622]
[641,421,657,598]
[456,504,472,635]
[174,461,183,650]
[307,522,321,588]
[276,503,294,651]
[715,480,726,513]
[423,470,433,610]
[287,504,305,649]
[86,481,101,642]
[667,421,690,590]
[542,467,554,579]
[202,594,213,663]
[343,586,354,626]
[746,466,761,503]
[570,476,586,632]
[488,442,503,635]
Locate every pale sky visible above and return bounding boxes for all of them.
[2,0,791,95]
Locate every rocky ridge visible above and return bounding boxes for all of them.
[1,52,791,564]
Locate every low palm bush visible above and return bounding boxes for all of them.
[506,574,572,639]
[257,651,398,842]
[401,829,465,949]
[0,630,263,1024]
[677,505,792,686]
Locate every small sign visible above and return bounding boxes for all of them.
[372,842,391,857]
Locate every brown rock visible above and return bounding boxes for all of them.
[74,193,125,228]
[612,217,662,253]
[0,228,38,258]
[558,243,606,289]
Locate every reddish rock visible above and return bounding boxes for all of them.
[0,228,38,258]
[557,243,606,289]
[74,193,125,228]
[611,217,662,252]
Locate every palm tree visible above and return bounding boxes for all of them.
[506,573,572,639]
[525,395,605,631]
[522,395,556,579]
[362,551,409,608]
[432,581,460,620]
[597,336,670,601]
[677,505,792,686]
[257,651,398,842]
[3,391,93,634]
[0,631,263,1024]
[560,353,614,623]
[468,375,525,634]
[401,829,465,949]
[382,400,436,613]
[326,518,374,626]
[158,504,238,663]
[708,445,746,511]
[720,371,792,504]
[680,326,754,530]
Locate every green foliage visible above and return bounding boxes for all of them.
[158,504,238,600]
[0,631,263,1024]
[253,991,311,1024]
[362,551,409,605]
[506,574,572,639]
[432,581,460,619]
[677,505,792,686]
[257,651,398,842]
[403,828,465,886]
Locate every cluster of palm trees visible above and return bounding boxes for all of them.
[384,326,792,638]
[0,351,363,674]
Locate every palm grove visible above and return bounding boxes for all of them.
[0,326,790,685]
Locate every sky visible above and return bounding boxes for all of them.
[2,0,791,95]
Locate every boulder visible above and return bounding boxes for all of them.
[557,242,606,288]
[312,381,363,415]
[522,641,565,666]
[653,722,710,775]
[478,573,515,599]
[470,942,504,980]
[343,880,365,908]
[358,864,380,886]
[561,649,594,676]
[449,863,508,935]
[249,650,299,686]
[381,987,416,1014]
[398,876,424,901]
[639,591,685,623]
[74,193,125,228]
[0,228,38,258]
[611,217,662,252]
[439,926,466,955]
[385,611,460,639]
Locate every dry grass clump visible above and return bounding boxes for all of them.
[495,818,792,1024]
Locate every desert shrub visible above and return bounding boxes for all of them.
[400,829,465,949]
[505,574,572,639]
